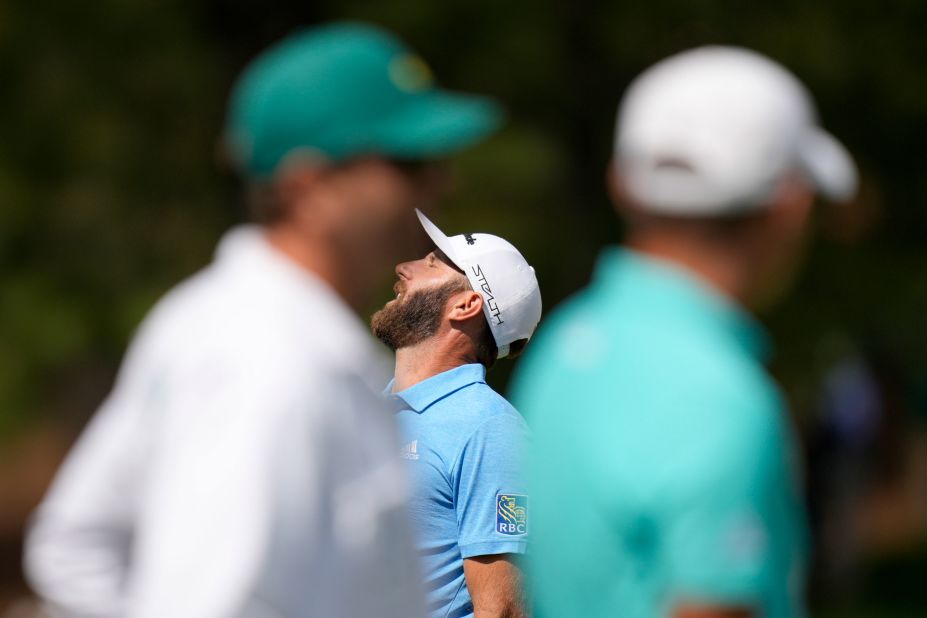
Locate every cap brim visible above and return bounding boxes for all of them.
[415,209,464,268]
[800,128,858,203]
[373,90,503,159]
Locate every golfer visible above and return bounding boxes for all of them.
[512,47,858,618]
[372,210,542,618]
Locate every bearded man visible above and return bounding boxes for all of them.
[371,210,542,618]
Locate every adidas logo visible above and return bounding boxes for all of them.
[400,440,420,460]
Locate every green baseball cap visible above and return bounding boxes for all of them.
[225,22,504,177]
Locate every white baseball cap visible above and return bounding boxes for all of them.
[614,46,858,216]
[415,209,542,359]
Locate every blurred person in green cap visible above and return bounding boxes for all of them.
[510,47,857,618]
[24,22,501,618]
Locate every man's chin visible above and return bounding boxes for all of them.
[370,309,397,351]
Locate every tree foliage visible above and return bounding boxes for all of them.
[1,0,926,437]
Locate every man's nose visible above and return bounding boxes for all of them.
[396,262,413,279]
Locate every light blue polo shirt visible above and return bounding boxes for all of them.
[509,248,809,618]
[388,363,529,618]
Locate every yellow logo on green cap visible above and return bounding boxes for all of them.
[389,53,433,92]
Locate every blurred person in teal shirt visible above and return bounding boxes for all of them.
[510,47,858,618]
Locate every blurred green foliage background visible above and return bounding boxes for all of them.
[1,0,925,614]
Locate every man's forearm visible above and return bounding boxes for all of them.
[674,603,754,618]
[472,589,526,618]
[464,555,526,618]
[473,604,526,618]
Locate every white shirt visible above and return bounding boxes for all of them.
[24,227,426,618]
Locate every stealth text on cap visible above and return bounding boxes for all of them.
[471,264,503,326]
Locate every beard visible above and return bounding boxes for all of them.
[371,280,466,351]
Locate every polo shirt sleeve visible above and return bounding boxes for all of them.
[662,390,804,609]
[453,413,530,559]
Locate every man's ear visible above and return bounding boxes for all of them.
[448,290,484,324]
[768,174,814,238]
[606,158,623,206]
[606,159,640,219]
[745,175,815,312]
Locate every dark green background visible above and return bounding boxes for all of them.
[1,1,925,614]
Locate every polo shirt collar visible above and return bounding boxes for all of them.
[214,225,359,328]
[595,247,772,361]
[215,226,329,295]
[213,225,391,392]
[388,363,487,414]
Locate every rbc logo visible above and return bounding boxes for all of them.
[496,494,527,536]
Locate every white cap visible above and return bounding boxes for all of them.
[416,209,542,359]
[615,46,858,216]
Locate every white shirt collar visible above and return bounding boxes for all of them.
[213,225,390,387]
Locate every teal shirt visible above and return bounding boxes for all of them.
[510,248,809,618]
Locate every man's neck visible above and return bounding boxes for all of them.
[393,338,477,392]
[264,224,368,314]
[626,232,753,306]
